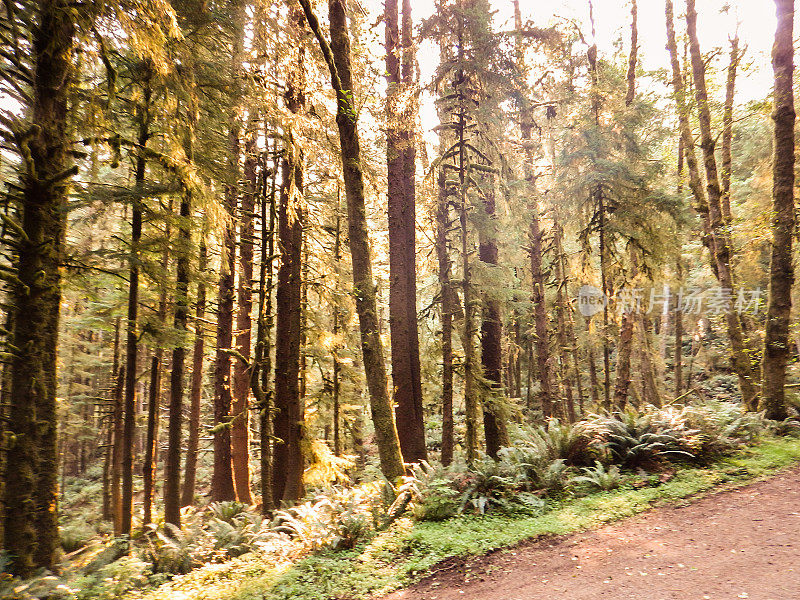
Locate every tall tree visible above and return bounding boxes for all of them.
[761,0,795,420]
[211,0,246,502]
[386,0,426,464]
[231,118,258,505]
[684,0,758,409]
[1,0,76,575]
[273,6,307,504]
[297,0,405,481]
[182,239,206,506]
[479,179,509,456]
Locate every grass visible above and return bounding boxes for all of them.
[127,435,800,600]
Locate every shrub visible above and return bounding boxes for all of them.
[571,461,621,491]
[583,408,695,467]
[512,419,594,466]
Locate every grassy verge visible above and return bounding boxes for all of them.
[129,435,800,600]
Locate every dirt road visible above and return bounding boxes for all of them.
[384,466,800,600]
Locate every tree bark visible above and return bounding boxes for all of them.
[2,0,75,573]
[436,169,454,466]
[144,198,170,525]
[297,0,405,481]
[761,0,795,420]
[163,63,198,527]
[121,61,152,537]
[255,142,277,513]
[479,182,509,457]
[721,34,740,225]
[111,366,125,535]
[181,240,206,507]
[386,0,426,464]
[625,0,638,106]
[554,223,576,421]
[211,1,246,501]
[231,120,258,505]
[273,146,305,504]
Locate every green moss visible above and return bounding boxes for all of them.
[127,435,800,600]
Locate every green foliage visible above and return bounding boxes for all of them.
[208,501,249,524]
[584,408,695,467]
[512,420,596,465]
[571,461,622,491]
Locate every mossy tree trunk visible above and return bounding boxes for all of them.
[297,0,405,481]
[386,0,426,464]
[2,0,75,575]
[684,0,758,409]
[761,0,795,420]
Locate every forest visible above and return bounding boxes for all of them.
[1,0,799,598]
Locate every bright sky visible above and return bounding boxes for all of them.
[360,0,780,146]
[399,0,778,97]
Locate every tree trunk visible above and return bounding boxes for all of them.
[436,169,454,466]
[721,34,740,225]
[120,62,152,537]
[625,0,638,106]
[684,0,758,409]
[181,241,206,507]
[1,0,75,568]
[211,4,244,500]
[231,120,258,505]
[254,141,277,514]
[273,146,305,504]
[554,223,576,422]
[613,310,634,410]
[143,350,163,524]
[386,0,426,464]
[529,202,555,418]
[111,366,125,535]
[144,199,170,525]
[163,65,198,527]
[479,181,509,458]
[333,207,343,457]
[761,0,795,420]
[638,314,661,407]
[298,0,405,481]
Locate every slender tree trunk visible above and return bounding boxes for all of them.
[479,181,509,457]
[256,145,278,513]
[102,317,121,522]
[684,0,758,409]
[120,64,152,537]
[111,366,125,535]
[386,0,426,464]
[181,241,206,507]
[231,120,258,504]
[721,34,740,225]
[144,201,170,525]
[625,0,638,106]
[554,224,576,422]
[332,208,343,457]
[761,0,795,420]
[587,39,612,410]
[638,314,661,407]
[163,66,198,527]
[273,10,307,503]
[436,170,454,466]
[211,3,245,501]
[674,302,684,397]
[298,0,405,480]
[529,202,555,418]
[143,352,163,524]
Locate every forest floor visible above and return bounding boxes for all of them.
[383,465,800,600]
